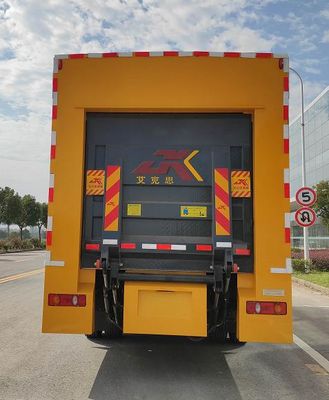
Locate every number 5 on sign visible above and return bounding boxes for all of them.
[296,187,317,207]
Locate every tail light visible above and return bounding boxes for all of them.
[196,244,212,251]
[246,301,287,315]
[48,294,86,307]
[85,243,100,251]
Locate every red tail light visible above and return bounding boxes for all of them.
[246,301,287,315]
[196,244,212,251]
[48,294,86,307]
[120,243,136,249]
[234,248,251,256]
[85,243,100,251]
[157,244,171,250]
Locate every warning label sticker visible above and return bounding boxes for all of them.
[180,206,207,218]
[231,171,251,198]
[127,203,142,216]
[86,170,105,195]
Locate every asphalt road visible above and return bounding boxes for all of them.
[0,252,328,400]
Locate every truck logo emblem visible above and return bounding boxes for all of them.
[133,150,203,182]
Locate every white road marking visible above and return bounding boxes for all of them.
[293,334,329,373]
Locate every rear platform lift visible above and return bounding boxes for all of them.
[97,160,242,340]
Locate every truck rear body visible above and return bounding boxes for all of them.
[42,52,292,343]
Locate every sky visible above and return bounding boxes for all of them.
[0,0,328,202]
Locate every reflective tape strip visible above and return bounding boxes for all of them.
[103,52,118,57]
[283,124,289,154]
[48,173,54,202]
[283,91,289,106]
[68,53,86,59]
[179,51,193,56]
[283,57,289,73]
[88,53,102,58]
[171,244,186,251]
[49,173,54,188]
[47,216,53,231]
[240,52,256,58]
[54,52,289,61]
[142,243,157,250]
[104,165,121,231]
[118,52,133,57]
[283,76,289,92]
[52,105,57,120]
[52,92,58,106]
[142,244,186,251]
[271,258,292,274]
[284,168,290,198]
[103,239,118,245]
[46,261,65,267]
[150,51,164,56]
[51,131,56,145]
[209,52,224,57]
[214,168,231,236]
[285,213,290,228]
[134,51,150,57]
[216,242,232,248]
[283,105,289,120]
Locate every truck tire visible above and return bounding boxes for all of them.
[209,324,227,343]
[104,321,122,338]
[228,331,246,345]
[85,330,102,339]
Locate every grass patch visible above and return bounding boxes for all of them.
[294,271,329,289]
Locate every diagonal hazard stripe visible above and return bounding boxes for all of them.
[104,205,119,228]
[216,209,230,233]
[215,183,229,205]
[106,179,120,202]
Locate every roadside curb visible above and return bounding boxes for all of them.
[293,277,329,296]
[0,249,45,255]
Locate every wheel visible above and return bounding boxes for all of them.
[104,321,122,338]
[209,324,227,343]
[228,331,246,345]
[85,330,102,339]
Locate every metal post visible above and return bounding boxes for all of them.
[289,67,310,263]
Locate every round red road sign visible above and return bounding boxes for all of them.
[295,187,317,207]
[294,207,317,227]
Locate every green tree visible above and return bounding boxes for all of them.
[36,202,48,243]
[0,188,20,237]
[15,195,39,240]
[313,180,329,228]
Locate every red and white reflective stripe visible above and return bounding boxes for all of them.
[283,124,289,154]
[284,168,290,198]
[271,258,292,274]
[50,131,56,160]
[285,212,291,244]
[46,216,53,247]
[55,52,288,61]
[48,173,54,203]
[142,243,186,251]
[52,75,58,120]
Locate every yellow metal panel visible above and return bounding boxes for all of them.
[123,282,207,337]
[43,55,291,342]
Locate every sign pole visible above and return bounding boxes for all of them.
[290,67,309,263]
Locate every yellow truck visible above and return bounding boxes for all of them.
[42,51,292,343]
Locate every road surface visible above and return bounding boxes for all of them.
[0,251,328,400]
